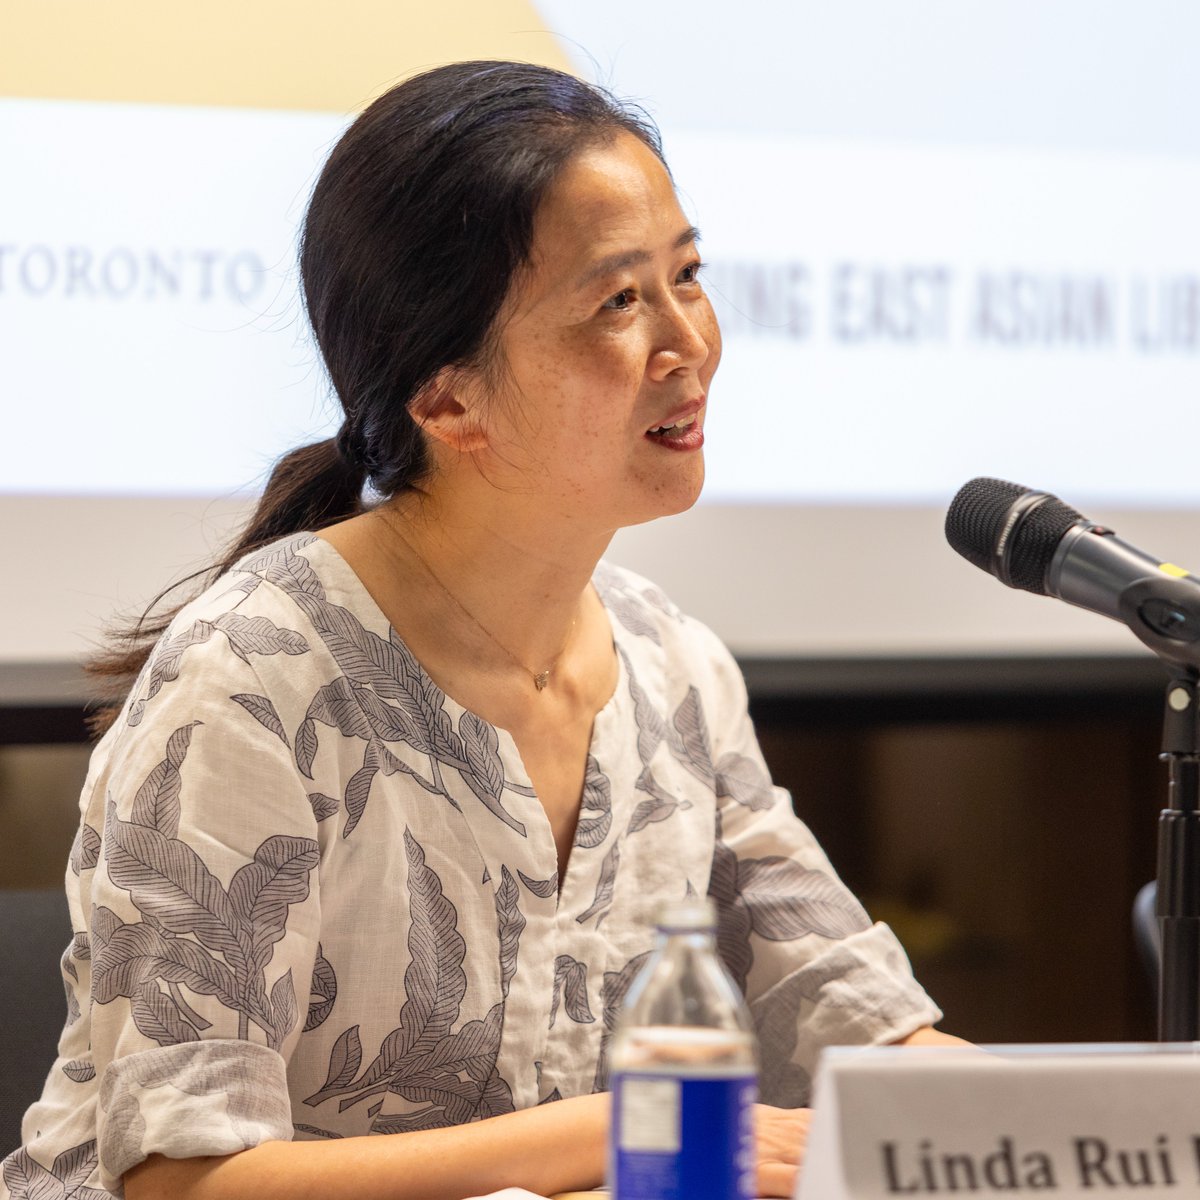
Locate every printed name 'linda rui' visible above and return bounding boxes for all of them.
[881,1134,1200,1192]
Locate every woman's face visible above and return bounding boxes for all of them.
[473,130,722,531]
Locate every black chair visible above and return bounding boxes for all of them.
[0,888,73,1156]
[1133,880,1160,996]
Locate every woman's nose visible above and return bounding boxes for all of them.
[649,297,714,380]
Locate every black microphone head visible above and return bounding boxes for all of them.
[945,477,1084,595]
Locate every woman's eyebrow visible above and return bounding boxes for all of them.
[574,225,702,290]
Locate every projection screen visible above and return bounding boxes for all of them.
[4,0,1200,670]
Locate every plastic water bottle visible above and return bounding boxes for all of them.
[609,897,758,1200]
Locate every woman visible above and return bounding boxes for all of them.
[2,61,950,1200]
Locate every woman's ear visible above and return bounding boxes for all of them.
[407,366,489,453]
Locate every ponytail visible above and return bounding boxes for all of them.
[233,436,366,560]
[85,437,365,737]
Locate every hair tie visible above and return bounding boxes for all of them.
[334,423,359,467]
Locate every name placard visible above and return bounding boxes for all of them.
[796,1044,1200,1200]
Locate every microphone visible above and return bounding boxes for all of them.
[945,476,1200,669]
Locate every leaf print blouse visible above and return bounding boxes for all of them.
[2,533,940,1198]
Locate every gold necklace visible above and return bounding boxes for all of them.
[385,516,578,693]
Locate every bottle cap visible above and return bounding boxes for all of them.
[655,896,718,932]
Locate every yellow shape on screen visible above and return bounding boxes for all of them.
[1,0,573,112]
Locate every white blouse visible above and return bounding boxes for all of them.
[2,533,939,1198]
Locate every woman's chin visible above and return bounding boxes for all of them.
[624,464,706,529]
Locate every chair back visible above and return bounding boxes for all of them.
[0,888,72,1156]
[1133,879,1161,996]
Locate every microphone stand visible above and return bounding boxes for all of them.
[1156,667,1200,1041]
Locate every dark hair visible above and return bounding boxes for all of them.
[86,60,664,733]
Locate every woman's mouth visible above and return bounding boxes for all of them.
[645,411,704,451]
[648,413,697,437]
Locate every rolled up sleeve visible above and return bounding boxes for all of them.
[83,597,323,1189]
[97,1042,293,1189]
[703,639,942,1104]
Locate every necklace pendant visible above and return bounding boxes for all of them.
[534,671,550,692]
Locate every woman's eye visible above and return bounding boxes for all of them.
[603,289,634,311]
[678,261,705,285]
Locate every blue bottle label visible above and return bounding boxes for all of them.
[610,1071,757,1200]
